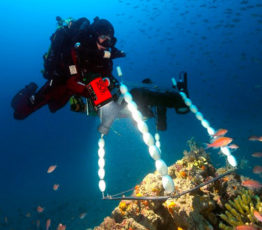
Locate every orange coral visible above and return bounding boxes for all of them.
[179,171,187,178]
[142,200,149,207]
[164,200,176,214]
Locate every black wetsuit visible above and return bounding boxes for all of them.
[11,18,123,120]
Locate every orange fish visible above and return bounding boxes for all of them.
[47,165,57,174]
[258,136,262,142]
[248,136,259,141]
[254,211,262,222]
[37,206,44,213]
[57,223,66,230]
[241,179,262,190]
[46,219,51,230]
[251,152,262,158]
[53,184,60,191]
[207,137,233,149]
[228,144,239,150]
[212,129,228,137]
[253,166,262,174]
[235,225,258,230]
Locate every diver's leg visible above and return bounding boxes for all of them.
[11,83,38,111]
[11,81,60,120]
[11,82,41,120]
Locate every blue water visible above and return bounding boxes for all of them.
[1,0,262,229]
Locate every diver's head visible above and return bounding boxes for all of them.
[91,17,116,50]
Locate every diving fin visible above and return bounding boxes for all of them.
[11,82,38,110]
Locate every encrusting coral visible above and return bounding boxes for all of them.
[94,140,262,230]
[219,189,262,229]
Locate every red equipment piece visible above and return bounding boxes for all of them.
[86,77,113,109]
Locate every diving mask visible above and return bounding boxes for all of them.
[97,35,116,48]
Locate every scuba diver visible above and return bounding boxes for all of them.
[11,16,125,134]
[11,16,189,134]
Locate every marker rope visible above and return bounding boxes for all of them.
[171,77,237,168]
[96,67,237,197]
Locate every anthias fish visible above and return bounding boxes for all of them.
[241,179,262,189]
[207,137,233,149]
[252,152,262,158]
[235,225,258,230]
[212,128,228,137]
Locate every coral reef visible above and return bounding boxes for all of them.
[93,140,262,230]
[219,189,262,229]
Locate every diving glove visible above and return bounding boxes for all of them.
[110,47,126,59]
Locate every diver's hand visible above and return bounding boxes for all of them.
[100,48,126,59]
[110,47,126,59]
[103,50,111,59]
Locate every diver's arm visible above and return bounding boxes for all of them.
[110,47,126,59]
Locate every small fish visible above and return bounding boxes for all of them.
[57,223,66,230]
[241,179,262,189]
[47,165,57,174]
[53,184,60,191]
[248,135,259,141]
[212,128,228,137]
[248,136,262,142]
[46,219,51,230]
[228,144,239,150]
[235,225,258,230]
[79,212,87,219]
[253,166,262,174]
[25,212,31,218]
[251,152,262,158]
[207,137,233,149]
[37,206,44,213]
[254,210,262,222]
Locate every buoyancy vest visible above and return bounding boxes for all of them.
[42,17,90,80]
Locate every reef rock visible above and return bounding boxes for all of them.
[94,142,261,230]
